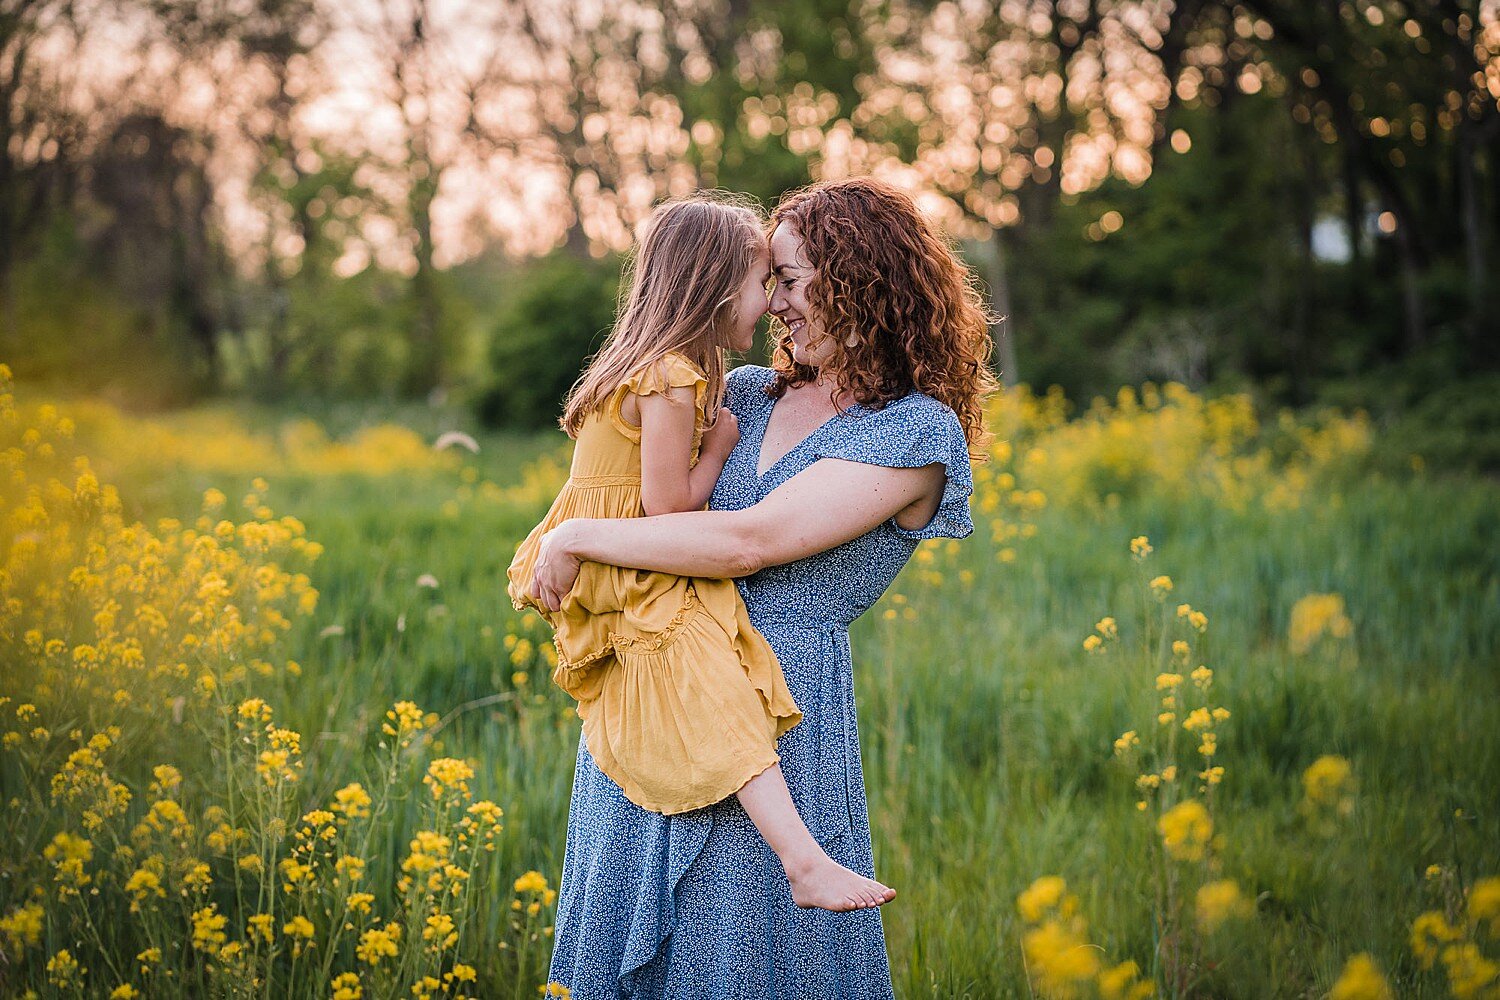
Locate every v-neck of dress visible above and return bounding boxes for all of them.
[753,390,863,480]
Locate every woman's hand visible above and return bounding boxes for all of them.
[699,408,739,461]
[530,520,585,612]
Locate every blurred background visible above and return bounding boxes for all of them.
[2,0,1497,463]
[3,4,1499,996]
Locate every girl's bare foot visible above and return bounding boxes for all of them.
[785,853,897,912]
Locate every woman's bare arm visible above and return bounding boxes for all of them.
[528,458,945,611]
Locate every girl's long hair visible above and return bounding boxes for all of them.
[768,177,999,457]
[561,193,766,437]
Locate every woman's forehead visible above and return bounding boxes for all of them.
[770,222,809,271]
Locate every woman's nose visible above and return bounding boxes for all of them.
[768,285,786,316]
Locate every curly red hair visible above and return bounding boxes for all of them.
[768,177,998,457]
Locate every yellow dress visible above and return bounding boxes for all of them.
[506,352,803,815]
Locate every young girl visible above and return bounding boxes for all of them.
[507,194,896,912]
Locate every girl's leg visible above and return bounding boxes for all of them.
[736,763,896,911]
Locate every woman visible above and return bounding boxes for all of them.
[529,176,997,999]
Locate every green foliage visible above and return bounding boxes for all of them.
[1,215,211,406]
[476,252,620,431]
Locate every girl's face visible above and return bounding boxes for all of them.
[769,221,833,368]
[727,247,772,353]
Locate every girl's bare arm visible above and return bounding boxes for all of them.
[636,385,734,515]
[529,457,945,611]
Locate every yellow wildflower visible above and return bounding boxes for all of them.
[46,949,83,989]
[1469,877,1500,939]
[382,701,432,742]
[44,831,93,892]
[247,913,275,943]
[1182,707,1213,732]
[1329,953,1392,1000]
[1411,910,1462,969]
[1302,755,1355,814]
[514,870,550,895]
[1158,800,1212,861]
[1440,941,1500,998]
[191,904,228,953]
[1098,960,1154,1000]
[1022,918,1101,995]
[333,782,372,819]
[1288,593,1353,654]
[179,860,211,892]
[0,902,45,952]
[1195,879,1252,933]
[356,923,401,966]
[424,757,475,800]
[148,764,182,796]
[423,912,458,950]
[124,860,166,910]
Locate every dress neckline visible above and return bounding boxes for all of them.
[753,387,864,480]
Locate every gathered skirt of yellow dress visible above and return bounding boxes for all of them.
[506,352,803,815]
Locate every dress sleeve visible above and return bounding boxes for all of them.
[609,353,709,444]
[810,396,975,541]
[723,365,771,419]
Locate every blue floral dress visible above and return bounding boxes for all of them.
[546,364,975,999]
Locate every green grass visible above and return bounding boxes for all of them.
[6,392,1497,998]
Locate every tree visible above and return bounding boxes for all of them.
[0,0,89,345]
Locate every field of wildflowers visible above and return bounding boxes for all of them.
[2,363,1496,998]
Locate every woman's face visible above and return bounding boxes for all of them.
[769,221,834,368]
[727,247,772,353]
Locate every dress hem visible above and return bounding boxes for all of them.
[594,747,783,817]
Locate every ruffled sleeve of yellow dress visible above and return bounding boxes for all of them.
[606,352,709,461]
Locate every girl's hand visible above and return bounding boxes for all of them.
[701,408,739,459]
[530,521,585,612]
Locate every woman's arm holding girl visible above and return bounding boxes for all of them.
[529,458,944,611]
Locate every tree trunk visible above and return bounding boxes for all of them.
[969,229,1018,387]
[1341,143,1364,319]
[406,165,443,395]
[1455,126,1488,358]
[1292,129,1317,403]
